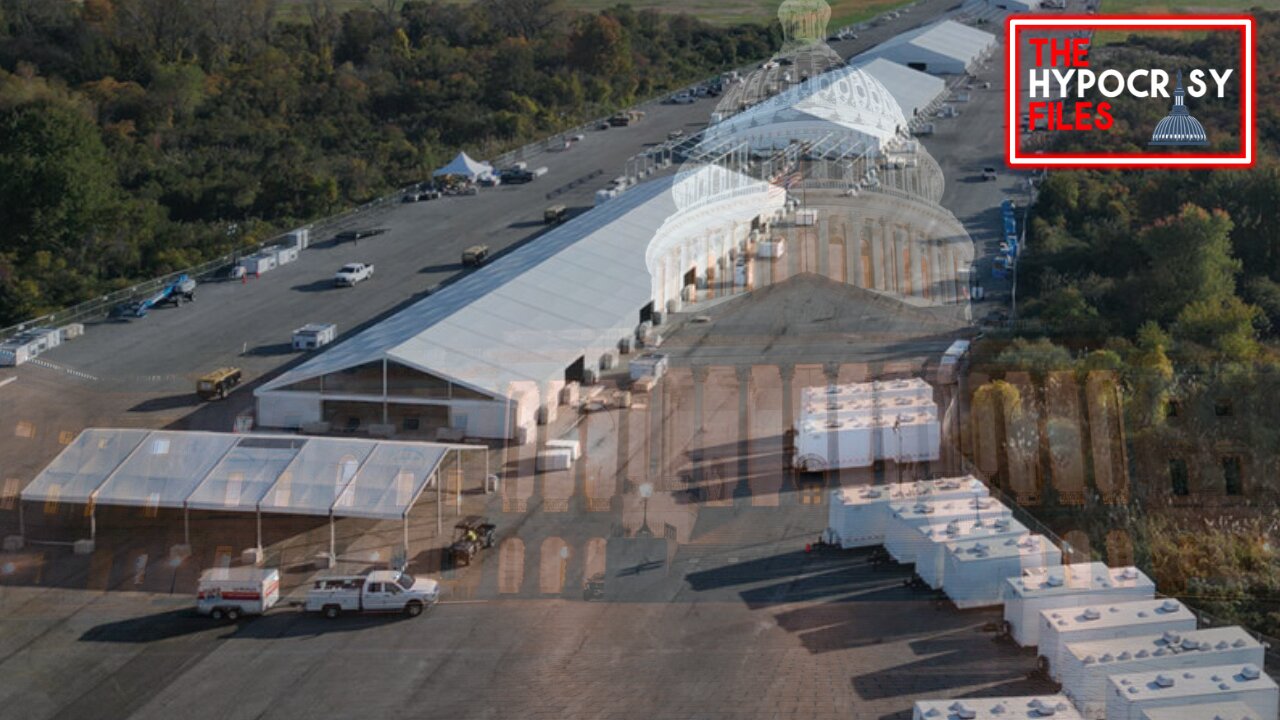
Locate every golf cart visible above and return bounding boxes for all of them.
[447,517,496,567]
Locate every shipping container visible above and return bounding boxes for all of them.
[1106,663,1278,720]
[1004,563,1156,647]
[240,253,277,275]
[824,476,988,549]
[1039,598,1197,681]
[942,534,1062,609]
[915,516,1027,590]
[292,323,337,351]
[1060,627,1264,720]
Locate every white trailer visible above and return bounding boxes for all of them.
[292,323,337,351]
[795,415,875,472]
[801,378,933,407]
[241,253,277,275]
[1106,663,1278,720]
[942,534,1062,609]
[1004,563,1156,647]
[1140,701,1266,720]
[912,696,1081,720]
[196,567,280,620]
[1060,626,1265,720]
[915,516,1027,590]
[884,496,1010,564]
[877,407,942,463]
[824,476,988,549]
[1038,598,1197,681]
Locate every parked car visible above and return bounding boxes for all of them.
[982,167,998,181]
[667,129,685,141]
[668,93,695,105]
[305,571,440,618]
[501,168,535,184]
[334,262,374,286]
[544,204,568,225]
[462,245,490,266]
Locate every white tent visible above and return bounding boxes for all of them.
[433,152,492,180]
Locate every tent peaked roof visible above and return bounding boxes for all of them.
[433,151,492,179]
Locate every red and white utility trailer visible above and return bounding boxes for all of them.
[196,567,280,621]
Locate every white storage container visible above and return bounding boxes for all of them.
[536,448,574,472]
[943,534,1062,609]
[196,567,280,619]
[1039,598,1197,681]
[1004,564,1156,648]
[629,353,668,382]
[1061,626,1265,720]
[884,496,1010,564]
[285,227,310,249]
[915,516,1028,590]
[241,253,277,275]
[61,323,84,341]
[757,239,786,259]
[824,476,988,549]
[795,415,875,472]
[1106,663,1278,720]
[269,244,299,265]
[545,439,581,462]
[1140,701,1266,720]
[292,323,336,351]
[802,378,933,406]
[912,696,1081,720]
[32,327,61,349]
[877,407,941,463]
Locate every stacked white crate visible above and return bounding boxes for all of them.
[824,476,988,549]
[1106,663,1278,720]
[943,534,1063,609]
[1140,701,1268,720]
[1004,563,1156,647]
[912,695,1082,719]
[1038,598,1198,681]
[1061,626,1265,720]
[884,496,1010,564]
[915,515,1028,590]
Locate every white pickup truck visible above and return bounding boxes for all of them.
[305,570,440,618]
[334,262,374,287]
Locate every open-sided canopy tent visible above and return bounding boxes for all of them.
[432,152,492,180]
[20,429,481,555]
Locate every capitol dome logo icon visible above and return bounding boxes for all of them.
[1150,69,1209,147]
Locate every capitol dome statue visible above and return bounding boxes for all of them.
[1150,70,1208,147]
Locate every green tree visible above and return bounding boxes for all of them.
[1137,203,1240,324]
[1174,295,1265,361]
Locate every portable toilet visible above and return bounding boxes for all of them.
[1038,598,1197,681]
[912,695,1082,720]
[824,476,988,549]
[1061,626,1265,720]
[915,515,1027,590]
[1106,663,1278,720]
[942,534,1062,609]
[1004,563,1156,647]
[884,496,1010,564]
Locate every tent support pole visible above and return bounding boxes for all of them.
[90,504,96,542]
[183,507,190,546]
[403,514,410,568]
[455,454,461,516]
[435,470,441,536]
[329,514,336,567]
[256,510,263,553]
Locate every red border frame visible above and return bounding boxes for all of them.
[1005,14,1254,169]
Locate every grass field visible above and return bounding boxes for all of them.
[277,0,915,27]
[1098,0,1266,11]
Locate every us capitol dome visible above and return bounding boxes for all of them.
[1150,70,1209,147]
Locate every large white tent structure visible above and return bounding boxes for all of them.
[19,429,484,556]
[855,20,996,75]
[433,151,492,180]
[255,166,784,441]
[849,57,948,121]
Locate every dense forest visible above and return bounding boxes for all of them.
[0,0,777,326]
[990,13,1280,638]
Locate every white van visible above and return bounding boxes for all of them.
[305,570,440,618]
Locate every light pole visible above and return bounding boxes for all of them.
[637,482,654,537]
